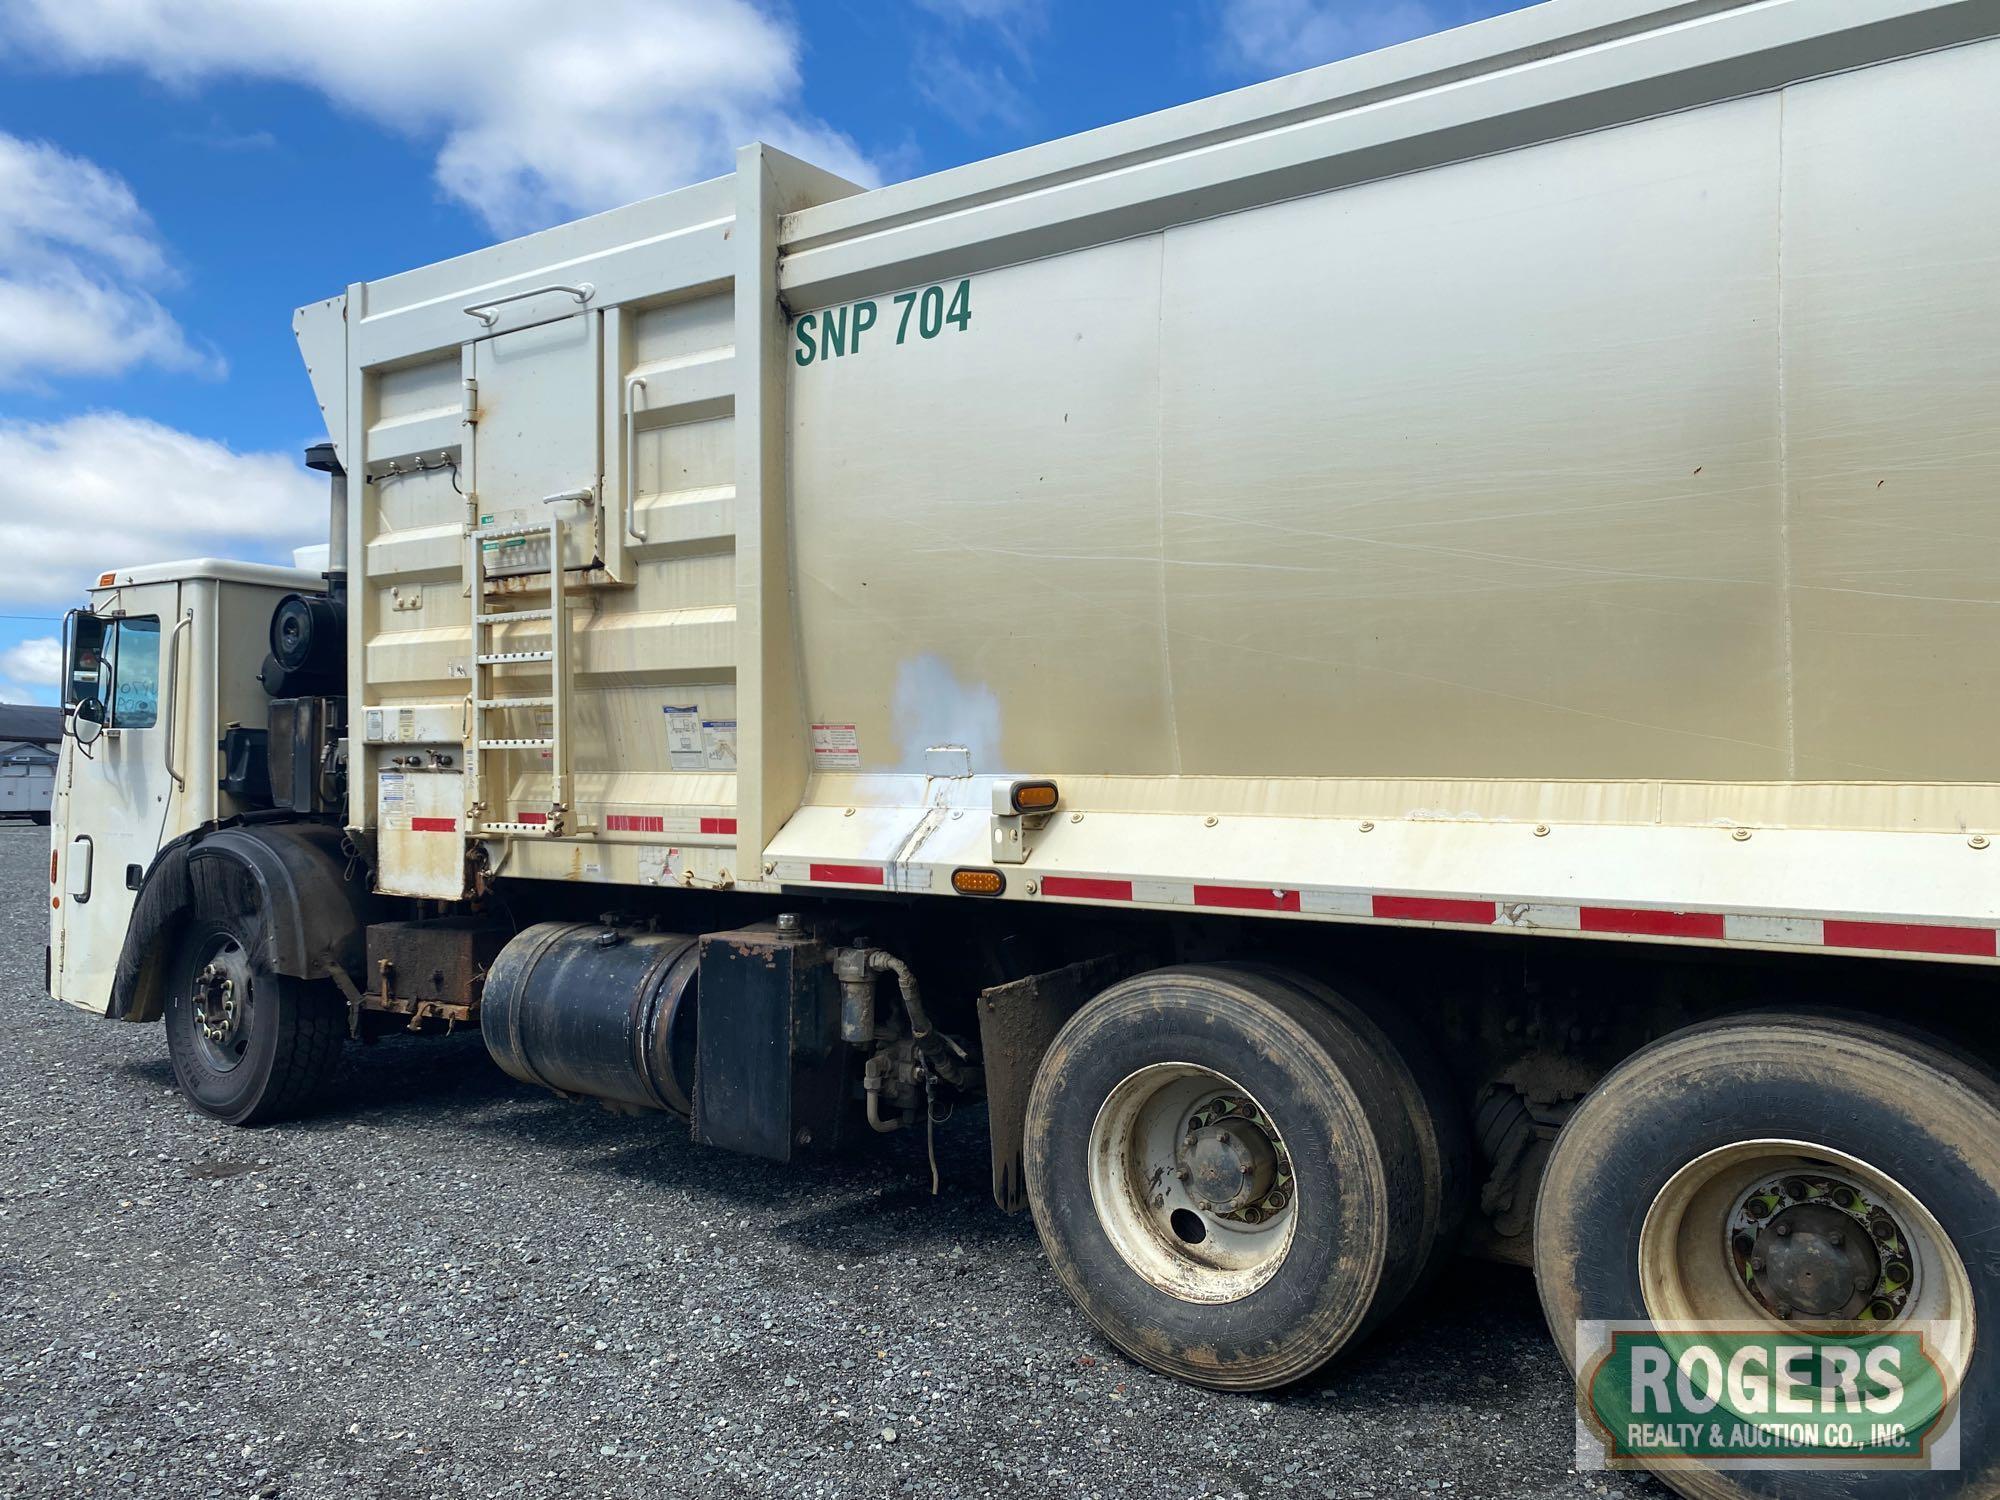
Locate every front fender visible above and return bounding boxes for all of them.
[109,821,380,1022]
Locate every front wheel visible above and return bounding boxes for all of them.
[163,915,344,1125]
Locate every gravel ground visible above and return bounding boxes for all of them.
[0,823,1650,1499]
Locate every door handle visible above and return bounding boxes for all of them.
[68,834,92,904]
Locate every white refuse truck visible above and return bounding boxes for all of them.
[42,1,2000,1490]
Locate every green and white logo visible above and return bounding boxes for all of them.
[1576,1322,1961,1471]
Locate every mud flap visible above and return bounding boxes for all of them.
[976,954,1131,1212]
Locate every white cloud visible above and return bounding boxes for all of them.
[0,637,61,704]
[915,0,1047,49]
[0,0,878,236]
[911,0,1044,133]
[0,133,213,386]
[0,413,326,607]
[915,0,1045,19]
[1219,0,1444,75]
[915,43,1036,134]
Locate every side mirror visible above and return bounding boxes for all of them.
[70,699,105,747]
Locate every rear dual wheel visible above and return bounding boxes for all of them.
[1535,1012,2000,1499]
[1023,964,1466,1389]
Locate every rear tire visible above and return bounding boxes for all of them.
[1534,1011,2000,1499]
[163,913,344,1125]
[1254,965,1470,1298]
[1023,964,1433,1389]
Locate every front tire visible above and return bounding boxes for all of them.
[1534,1012,2000,1499]
[1023,964,1435,1389]
[163,914,344,1125]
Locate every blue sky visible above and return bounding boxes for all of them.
[0,0,1526,702]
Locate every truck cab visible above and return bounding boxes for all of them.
[48,558,324,1014]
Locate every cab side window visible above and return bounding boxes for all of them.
[65,614,161,728]
[109,618,161,728]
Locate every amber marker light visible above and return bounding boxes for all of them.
[97,572,117,587]
[1010,780,1059,814]
[952,868,1006,896]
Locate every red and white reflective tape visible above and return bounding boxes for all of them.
[505,810,738,835]
[1035,875,1998,959]
[808,863,886,887]
[410,816,457,833]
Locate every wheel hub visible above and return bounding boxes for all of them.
[1727,1169,1916,1322]
[1180,1121,1276,1215]
[1086,1067,1299,1304]
[186,940,255,1072]
[1178,1094,1293,1225]
[1751,1202,1880,1318]
[193,962,241,1045]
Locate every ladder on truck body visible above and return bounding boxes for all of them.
[464,510,587,837]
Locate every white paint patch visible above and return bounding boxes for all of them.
[1725,913,1823,946]
[893,654,1002,773]
[1299,887,1371,917]
[1497,902,1582,931]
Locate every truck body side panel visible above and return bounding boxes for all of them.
[297,0,2000,963]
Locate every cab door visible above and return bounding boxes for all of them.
[50,584,185,1014]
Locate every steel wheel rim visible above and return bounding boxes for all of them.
[189,936,254,1074]
[1640,1139,1974,1381]
[1086,1063,1298,1305]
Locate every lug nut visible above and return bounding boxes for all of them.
[1175,1166,1190,1182]
[1218,1132,1232,1146]
[1828,1230,1844,1248]
[1855,1276,1873,1294]
[1751,1257,1765,1273]
[1774,1222,1791,1237]
[1774,1304,1792,1320]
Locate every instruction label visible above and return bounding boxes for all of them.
[811,722,861,768]
[378,770,408,831]
[702,719,737,771]
[664,705,704,769]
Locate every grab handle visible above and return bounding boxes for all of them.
[462,282,595,328]
[163,611,191,790]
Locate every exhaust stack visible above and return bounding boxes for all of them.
[303,441,346,603]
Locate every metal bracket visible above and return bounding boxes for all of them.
[991,783,1052,865]
[328,964,368,1040]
